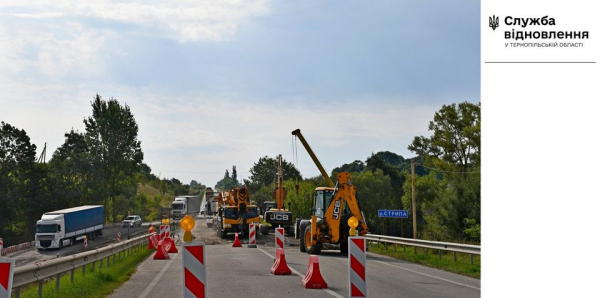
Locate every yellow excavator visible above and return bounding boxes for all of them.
[292,129,369,254]
[262,154,294,235]
[215,186,260,238]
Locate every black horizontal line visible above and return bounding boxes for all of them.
[485,61,597,63]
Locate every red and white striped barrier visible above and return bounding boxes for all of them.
[183,242,207,298]
[248,224,257,248]
[0,257,15,298]
[0,238,3,256]
[275,227,284,249]
[348,236,367,297]
[160,225,170,241]
[84,236,88,249]
[117,232,121,242]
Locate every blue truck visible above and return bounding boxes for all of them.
[35,205,104,250]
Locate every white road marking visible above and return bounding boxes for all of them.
[371,259,480,290]
[137,253,178,298]
[257,247,344,298]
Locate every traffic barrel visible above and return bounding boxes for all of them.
[270,248,291,275]
[183,242,207,298]
[348,237,367,297]
[302,255,327,289]
[232,233,242,247]
[0,257,15,298]
[248,223,257,248]
[153,240,170,260]
[275,227,284,249]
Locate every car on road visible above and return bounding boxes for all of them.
[122,215,142,227]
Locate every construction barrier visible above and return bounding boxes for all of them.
[270,248,291,275]
[154,240,170,260]
[0,257,15,298]
[302,255,327,289]
[160,225,170,241]
[148,235,158,250]
[349,236,367,297]
[84,236,88,249]
[117,232,121,242]
[232,233,242,247]
[183,242,207,298]
[0,238,3,256]
[248,223,257,248]
[164,236,178,253]
[275,227,284,249]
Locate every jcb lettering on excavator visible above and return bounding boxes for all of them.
[269,214,290,221]
[333,201,341,220]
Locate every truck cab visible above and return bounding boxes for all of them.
[36,214,67,249]
[171,197,187,218]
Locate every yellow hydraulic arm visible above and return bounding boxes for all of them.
[291,129,334,188]
[276,154,285,210]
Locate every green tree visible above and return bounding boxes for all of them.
[0,122,37,244]
[408,102,480,173]
[245,156,302,194]
[84,94,143,222]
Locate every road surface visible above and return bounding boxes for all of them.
[111,218,480,298]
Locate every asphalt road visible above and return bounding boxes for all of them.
[5,222,157,267]
[111,218,480,298]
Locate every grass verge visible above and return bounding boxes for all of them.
[368,243,480,279]
[15,246,153,298]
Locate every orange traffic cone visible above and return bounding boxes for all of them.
[147,235,157,250]
[232,233,242,247]
[271,248,292,275]
[302,255,327,289]
[153,240,170,260]
[164,237,178,253]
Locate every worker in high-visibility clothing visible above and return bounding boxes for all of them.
[148,225,155,234]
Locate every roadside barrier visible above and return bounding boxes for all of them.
[248,224,257,248]
[0,238,3,256]
[275,227,284,249]
[117,232,121,242]
[302,255,327,289]
[11,234,151,297]
[349,237,367,297]
[270,248,291,275]
[154,240,170,260]
[232,233,242,247]
[182,242,207,298]
[0,257,15,298]
[84,236,88,250]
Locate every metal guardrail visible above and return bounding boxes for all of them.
[364,234,480,264]
[11,233,153,298]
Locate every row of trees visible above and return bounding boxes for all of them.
[0,95,202,245]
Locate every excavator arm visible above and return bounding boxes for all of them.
[324,172,369,242]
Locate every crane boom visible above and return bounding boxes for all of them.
[291,129,335,188]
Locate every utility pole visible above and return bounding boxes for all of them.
[411,159,417,239]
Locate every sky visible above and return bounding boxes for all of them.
[0,0,480,188]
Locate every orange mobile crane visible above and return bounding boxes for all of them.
[262,154,294,235]
[292,129,369,254]
[214,186,260,238]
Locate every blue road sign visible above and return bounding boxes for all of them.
[378,210,408,218]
